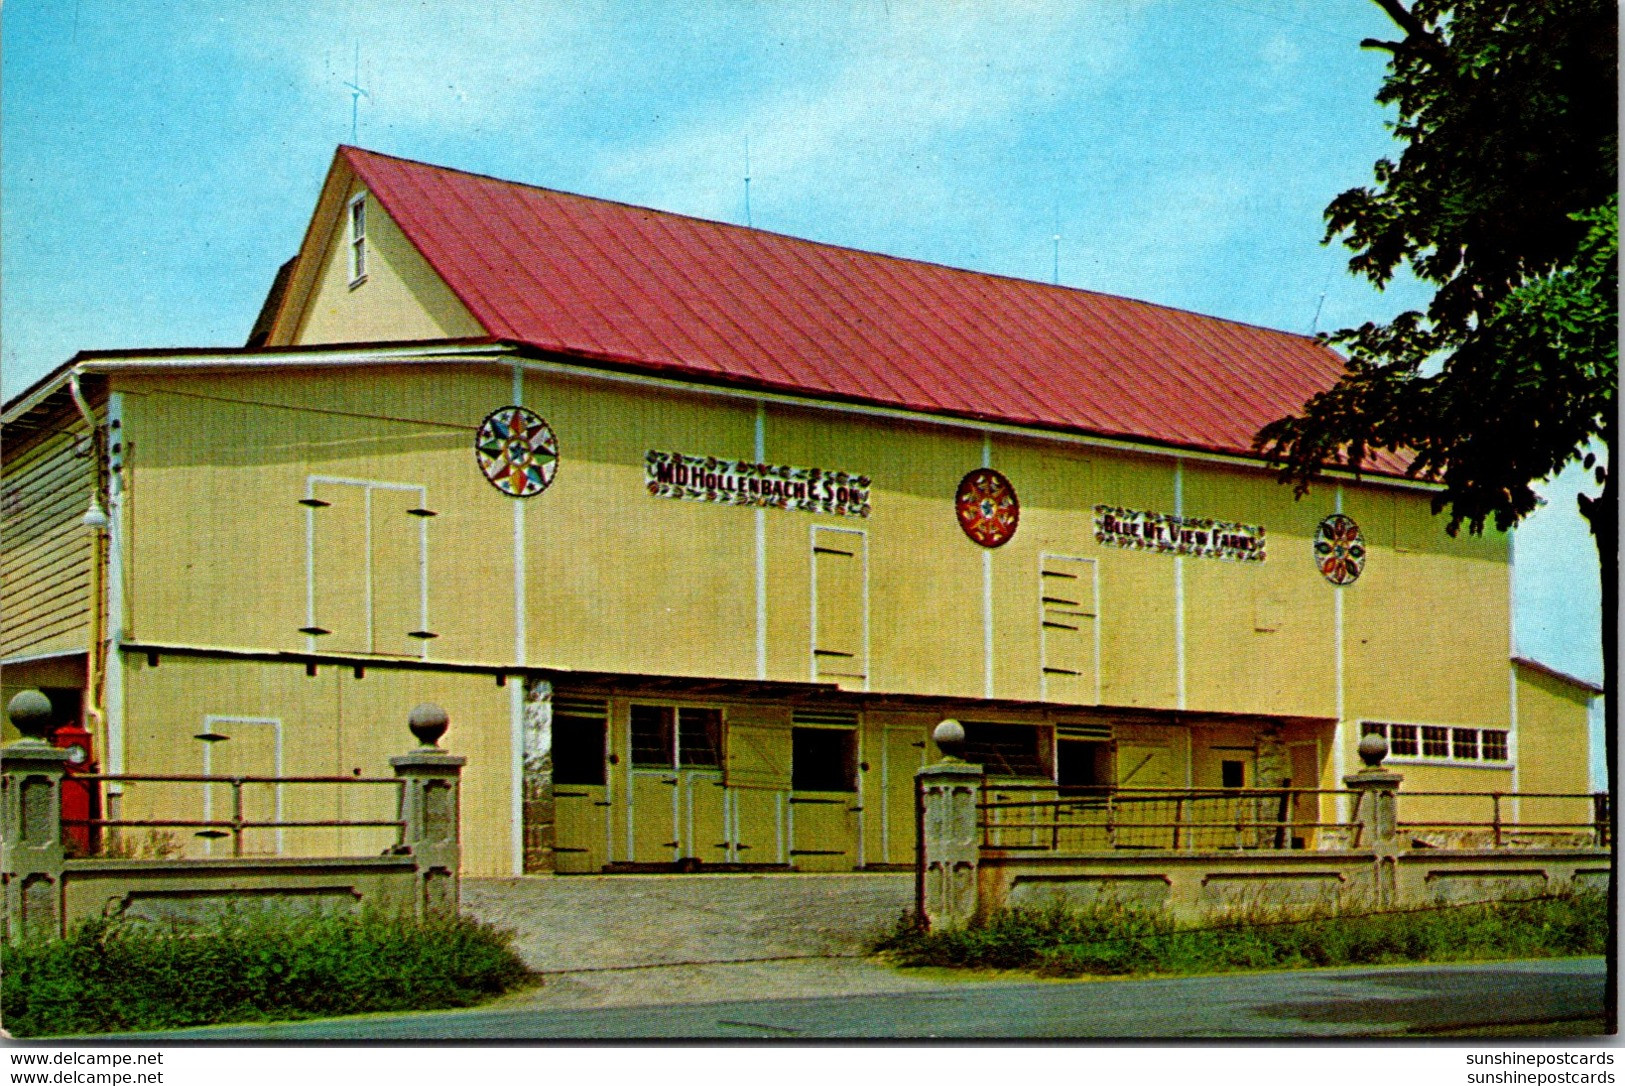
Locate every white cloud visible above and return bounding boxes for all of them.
[243,2,593,134]
[591,2,1151,229]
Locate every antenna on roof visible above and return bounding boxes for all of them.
[1308,267,1335,335]
[743,136,753,228]
[1052,205,1061,286]
[343,42,370,144]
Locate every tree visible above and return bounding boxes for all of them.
[1259,1,1617,1017]
[1256,0,1617,741]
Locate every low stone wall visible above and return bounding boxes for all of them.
[981,849,1378,920]
[1394,848,1610,905]
[977,847,1608,921]
[59,855,420,930]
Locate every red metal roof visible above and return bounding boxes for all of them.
[342,146,1404,470]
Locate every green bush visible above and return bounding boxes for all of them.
[875,889,1608,978]
[1,908,532,1038]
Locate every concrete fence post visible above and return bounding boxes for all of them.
[2,690,71,942]
[917,720,984,931]
[390,704,466,919]
[1344,732,1403,905]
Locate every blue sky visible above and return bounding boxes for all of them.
[0,1,1605,773]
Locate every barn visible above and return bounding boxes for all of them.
[1,147,1595,876]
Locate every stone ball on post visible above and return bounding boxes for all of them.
[1357,731,1389,769]
[6,689,55,742]
[933,718,966,762]
[408,703,450,748]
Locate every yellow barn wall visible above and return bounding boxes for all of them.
[1086,449,1181,708]
[118,652,513,876]
[112,362,1516,731]
[1182,461,1336,720]
[1387,762,1516,832]
[1341,486,1511,780]
[1,406,101,661]
[1513,664,1596,828]
[117,365,519,664]
[517,373,759,679]
[766,405,984,697]
[287,178,485,347]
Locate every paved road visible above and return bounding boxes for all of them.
[131,957,1607,1041]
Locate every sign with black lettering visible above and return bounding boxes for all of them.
[646,450,871,517]
[1094,505,1265,562]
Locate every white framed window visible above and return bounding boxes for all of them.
[1362,721,1510,766]
[348,192,368,285]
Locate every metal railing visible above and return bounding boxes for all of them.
[971,783,1612,855]
[976,782,1359,853]
[1397,790,1609,849]
[63,773,407,859]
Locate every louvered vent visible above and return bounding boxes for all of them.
[793,709,859,728]
[553,696,609,718]
[1055,723,1113,741]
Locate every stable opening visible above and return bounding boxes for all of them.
[961,721,1050,779]
[1057,739,1111,789]
[553,714,607,786]
[1221,759,1247,789]
[792,727,856,792]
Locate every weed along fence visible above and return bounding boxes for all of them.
[915,722,1610,930]
[0,691,464,942]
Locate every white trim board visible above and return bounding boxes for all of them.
[20,346,1442,495]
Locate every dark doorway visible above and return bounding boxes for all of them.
[791,727,856,792]
[1057,740,1110,789]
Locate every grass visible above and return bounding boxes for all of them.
[1,908,532,1038]
[874,889,1608,978]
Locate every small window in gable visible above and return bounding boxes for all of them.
[348,193,368,285]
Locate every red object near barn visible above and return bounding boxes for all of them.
[51,720,101,856]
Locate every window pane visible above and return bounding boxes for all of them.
[678,708,722,767]
[553,714,606,786]
[1421,726,1449,758]
[1451,728,1479,761]
[630,705,674,767]
[961,721,1049,778]
[791,727,856,792]
[1481,730,1509,761]
[1390,724,1419,757]
[1361,722,1386,738]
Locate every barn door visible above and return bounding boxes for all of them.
[1040,555,1098,704]
[882,725,928,865]
[197,717,280,857]
[812,527,867,686]
[1114,737,1174,848]
[726,709,792,865]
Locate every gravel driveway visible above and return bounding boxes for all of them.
[462,872,914,972]
[460,873,937,1011]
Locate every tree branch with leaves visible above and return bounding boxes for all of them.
[1257,0,1616,707]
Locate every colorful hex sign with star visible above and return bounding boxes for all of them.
[955,468,1020,548]
[475,406,559,498]
[1314,513,1365,585]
